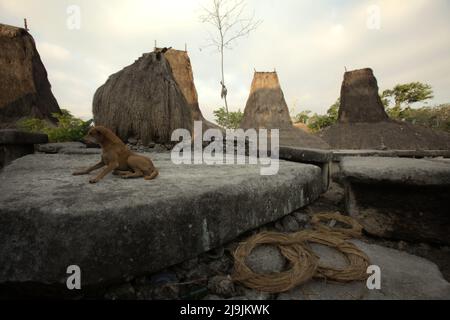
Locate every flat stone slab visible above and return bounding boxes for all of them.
[340,157,450,186]
[0,129,48,145]
[36,142,86,153]
[278,240,450,300]
[279,147,332,192]
[340,157,450,245]
[0,153,323,288]
[279,147,332,164]
[332,149,450,162]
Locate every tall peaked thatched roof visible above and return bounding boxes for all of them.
[0,23,60,128]
[320,68,450,150]
[241,72,293,130]
[162,48,219,131]
[338,68,389,123]
[240,71,330,149]
[93,51,193,145]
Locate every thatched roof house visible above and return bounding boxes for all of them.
[93,50,193,145]
[0,23,60,128]
[240,71,330,149]
[320,68,450,150]
[163,49,219,131]
[93,48,219,145]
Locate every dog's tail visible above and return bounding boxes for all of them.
[144,169,159,181]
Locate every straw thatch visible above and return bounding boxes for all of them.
[163,49,219,131]
[0,23,60,128]
[338,68,388,123]
[240,72,330,149]
[320,68,450,150]
[93,51,193,145]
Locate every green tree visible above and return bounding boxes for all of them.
[213,107,244,129]
[382,82,434,118]
[293,110,311,124]
[306,99,340,132]
[18,109,93,142]
[326,99,339,122]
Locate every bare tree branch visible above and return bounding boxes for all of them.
[200,0,262,115]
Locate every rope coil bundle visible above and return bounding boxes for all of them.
[293,230,370,282]
[232,213,370,293]
[232,232,318,293]
[310,213,363,239]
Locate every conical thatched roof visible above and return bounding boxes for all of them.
[0,23,60,128]
[241,71,330,149]
[163,49,219,131]
[320,68,450,150]
[338,68,388,123]
[93,51,193,145]
[241,72,293,129]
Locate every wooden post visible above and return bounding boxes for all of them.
[185,43,187,52]
[24,18,29,31]
[154,40,157,51]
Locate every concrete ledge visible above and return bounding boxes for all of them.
[0,153,324,288]
[0,129,48,145]
[279,146,332,192]
[279,146,332,164]
[340,157,450,245]
[340,157,450,186]
[0,130,49,169]
[332,149,450,162]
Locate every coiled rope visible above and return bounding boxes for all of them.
[232,213,370,293]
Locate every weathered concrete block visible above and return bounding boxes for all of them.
[279,146,332,191]
[0,129,48,145]
[340,157,450,245]
[0,130,48,169]
[0,153,324,290]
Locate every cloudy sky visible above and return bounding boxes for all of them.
[1,0,449,122]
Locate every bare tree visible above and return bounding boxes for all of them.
[200,0,262,116]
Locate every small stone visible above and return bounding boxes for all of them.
[274,221,284,232]
[281,215,300,232]
[246,245,286,274]
[207,256,232,275]
[293,211,310,226]
[397,241,408,251]
[206,247,225,260]
[207,275,235,298]
[128,137,138,145]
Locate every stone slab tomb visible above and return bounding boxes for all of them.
[339,156,450,245]
[0,153,324,289]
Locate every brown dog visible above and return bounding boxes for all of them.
[73,126,159,184]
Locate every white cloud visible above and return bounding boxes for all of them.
[37,42,71,61]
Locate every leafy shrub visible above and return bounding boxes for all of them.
[18,109,93,142]
[213,107,244,129]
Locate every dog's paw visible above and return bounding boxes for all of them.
[89,178,99,184]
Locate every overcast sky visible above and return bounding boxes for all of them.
[1,0,450,122]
